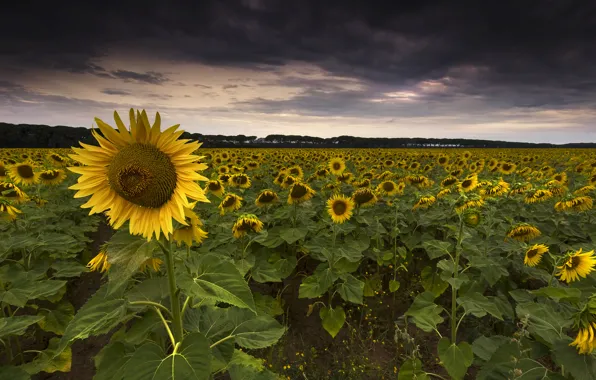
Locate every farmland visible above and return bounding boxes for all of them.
[1,110,596,379]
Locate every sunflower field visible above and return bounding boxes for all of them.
[1,110,596,380]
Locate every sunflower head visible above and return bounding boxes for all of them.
[232,214,264,239]
[327,194,355,224]
[462,208,481,227]
[218,193,243,215]
[9,162,38,186]
[68,109,209,241]
[230,173,251,189]
[0,162,7,179]
[288,183,316,204]
[329,158,346,176]
[570,323,596,355]
[352,188,377,208]
[0,182,27,204]
[458,174,478,193]
[0,199,22,221]
[87,248,111,273]
[255,190,279,207]
[557,248,596,283]
[39,169,67,186]
[524,244,548,267]
[377,180,400,196]
[413,195,436,210]
[205,180,225,198]
[507,224,541,242]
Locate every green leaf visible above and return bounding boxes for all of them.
[112,310,162,346]
[254,293,283,317]
[233,315,286,349]
[94,342,133,380]
[319,305,346,338]
[58,285,127,354]
[472,335,510,362]
[51,260,88,278]
[279,227,308,244]
[363,274,383,297]
[552,338,596,380]
[106,231,157,295]
[515,302,572,345]
[437,338,473,380]
[389,279,401,293]
[227,350,279,380]
[337,274,364,304]
[179,253,256,312]
[273,255,297,278]
[21,338,71,375]
[421,266,448,297]
[0,279,67,307]
[127,277,169,304]
[422,240,453,260]
[531,286,582,303]
[0,315,44,338]
[251,256,282,283]
[253,227,285,248]
[0,366,30,380]
[404,292,444,333]
[457,292,503,320]
[38,300,74,335]
[298,267,337,299]
[398,358,429,380]
[123,332,211,380]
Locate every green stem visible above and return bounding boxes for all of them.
[155,307,176,349]
[210,334,235,349]
[451,218,465,344]
[160,239,183,343]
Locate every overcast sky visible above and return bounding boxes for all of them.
[1,0,596,143]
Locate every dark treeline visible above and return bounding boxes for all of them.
[1,122,595,149]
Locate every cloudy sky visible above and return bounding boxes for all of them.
[1,0,596,143]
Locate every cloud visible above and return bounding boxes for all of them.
[101,88,132,96]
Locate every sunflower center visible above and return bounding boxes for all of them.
[40,171,60,180]
[222,195,237,208]
[17,165,35,179]
[208,182,221,191]
[332,200,348,215]
[259,192,275,203]
[526,248,539,258]
[332,163,341,170]
[354,190,374,204]
[462,179,472,188]
[382,182,395,192]
[0,166,6,177]
[568,255,581,269]
[108,143,177,208]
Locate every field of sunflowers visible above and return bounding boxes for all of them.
[1,109,596,380]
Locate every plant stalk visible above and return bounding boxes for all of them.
[451,218,465,344]
[161,239,184,343]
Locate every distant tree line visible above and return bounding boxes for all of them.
[0,122,594,149]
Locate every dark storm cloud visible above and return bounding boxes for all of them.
[2,0,596,141]
[101,88,132,96]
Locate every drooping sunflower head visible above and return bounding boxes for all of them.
[0,182,27,204]
[570,322,596,355]
[38,169,67,186]
[205,180,225,198]
[255,189,279,207]
[9,162,38,186]
[288,182,316,204]
[0,200,22,222]
[336,172,353,184]
[352,188,377,208]
[524,244,548,267]
[0,162,7,179]
[218,193,243,215]
[458,174,478,193]
[507,223,541,242]
[326,194,355,224]
[524,189,553,204]
[287,165,304,179]
[281,175,298,189]
[172,206,208,247]
[87,248,111,273]
[455,194,484,214]
[68,109,209,241]
[437,188,452,199]
[329,158,346,176]
[574,185,596,196]
[48,152,68,167]
[441,176,459,188]
[413,195,436,210]
[232,214,264,239]
[557,248,596,283]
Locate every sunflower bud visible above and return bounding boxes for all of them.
[462,208,481,227]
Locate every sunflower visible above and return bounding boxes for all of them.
[481,178,510,197]
[336,172,353,184]
[327,194,354,224]
[218,173,231,184]
[437,155,449,166]
[9,162,38,186]
[441,176,459,188]
[574,185,596,196]
[204,180,225,198]
[47,152,68,167]
[437,188,452,198]
[507,224,541,242]
[87,249,111,273]
[570,323,596,355]
[329,158,346,176]
[524,244,548,267]
[281,175,298,189]
[557,248,596,283]
[407,175,432,188]
[229,173,251,189]
[0,182,27,204]
[377,180,400,196]
[287,165,304,179]
[510,182,532,196]
[172,205,208,247]
[458,175,478,193]
[232,214,264,238]
[255,189,279,207]
[352,188,377,208]
[455,195,484,214]
[139,258,164,272]
[0,200,22,221]
[218,193,243,215]
[38,169,67,186]
[288,183,316,204]
[68,109,210,241]
[524,189,553,204]
[499,162,517,175]
[413,195,436,210]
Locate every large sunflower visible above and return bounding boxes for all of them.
[327,194,354,224]
[557,248,596,283]
[68,109,209,241]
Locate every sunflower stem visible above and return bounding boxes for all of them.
[161,238,184,343]
[451,217,465,344]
